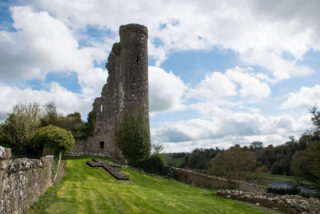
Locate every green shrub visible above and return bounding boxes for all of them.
[140,154,165,174]
[118,112,150,166]
[30,125,75,154]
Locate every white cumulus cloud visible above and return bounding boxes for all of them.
[0,6,107,95]
[225,67,271,98]
[188,67,270,101]
[33,0,320,80]
[149,66,187,114]
[188,72,237,100]
[281,85,320,109]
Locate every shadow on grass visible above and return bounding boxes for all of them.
[27,180,64,214]
[27,159,87,214]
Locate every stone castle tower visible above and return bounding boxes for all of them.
[71,24,149,162]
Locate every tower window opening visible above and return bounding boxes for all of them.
[100,141,104,149]
[100,104,103,112]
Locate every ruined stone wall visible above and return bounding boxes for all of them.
[0,146,54,214]
[70,24,149,163]
[119,24,149,118]
[172,168,267,193]
[218,190,320,213]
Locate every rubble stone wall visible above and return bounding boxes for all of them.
[0,146,54,214]
[218,189,320,214]
[70,24,149,163]
[172,168,267,193]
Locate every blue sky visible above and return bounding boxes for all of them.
[1,0,320,152]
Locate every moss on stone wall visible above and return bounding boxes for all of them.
[117,112,150,165]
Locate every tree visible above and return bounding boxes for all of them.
[30,125,75,154]
[152,143,164,154]
[311,106,320,130]
[61,112,82,130]
[40,102,62,127]
[208,145,257,181]
[0,103,42,157]
[250,141,263,150]
[180,148,221,170]
[82,109,96,138]
[40,102,95,140]
[291,140,320,189]
[289,107,320,189]
[254,138,306,176]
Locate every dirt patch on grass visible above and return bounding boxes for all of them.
[54,160,66,183]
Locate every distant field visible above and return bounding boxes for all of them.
[28,157,280,214]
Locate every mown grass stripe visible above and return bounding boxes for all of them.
[28,157,281,214]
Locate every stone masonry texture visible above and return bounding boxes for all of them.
[217,189,320,213]
[0,146,54,214]
[172,167,267,193]
[70,24,150,163]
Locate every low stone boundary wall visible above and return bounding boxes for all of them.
[217,189,320,214]
[0,146,54,214]
[172,168,267,193]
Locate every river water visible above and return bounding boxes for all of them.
[269,180,318,196]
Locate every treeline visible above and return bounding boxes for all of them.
[179,148,221,170]
[0,102,95,158]
[179,132,318,176]
[242,138,308,176]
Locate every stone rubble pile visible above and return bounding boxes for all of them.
[86,159,129,180]
[217,189,320,214]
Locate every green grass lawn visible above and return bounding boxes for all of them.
[28,157,281,214]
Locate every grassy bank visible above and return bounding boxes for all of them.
[28,157,280,214]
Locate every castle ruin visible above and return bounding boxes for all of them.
[71,24,150,163]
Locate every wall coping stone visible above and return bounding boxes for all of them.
[0,146,11,160]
